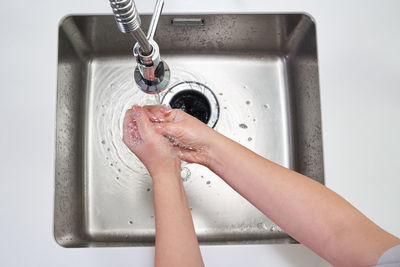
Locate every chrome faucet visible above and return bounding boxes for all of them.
[108,0,170,94]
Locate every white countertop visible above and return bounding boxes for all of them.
[1,0,399,266]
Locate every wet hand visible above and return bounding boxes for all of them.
[122,105,180,178]
[143,105,221,167]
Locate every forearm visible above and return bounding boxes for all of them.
[207,133,399,266]
[152,172,204,267]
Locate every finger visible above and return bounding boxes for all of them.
[142,105,171,122]
[142,105,162,122]
[142,108,158,122]
[156,121,182,139]
[131,105,154,140]
[122,109,141,147]
[165,109,185,122]
[142,105,165,114]
[144,105,187,123]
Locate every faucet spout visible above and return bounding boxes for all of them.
[108,0,170,94]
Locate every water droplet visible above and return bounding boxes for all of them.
[246,100,251,105]
[263,104,270,109]
[206,180,211,185]
[243,85,248,89]
[118,168,121,172]
[181,167,191,182]
[239,123,248,129]
[110,163,113,167]
[201,175,204,179]
[116,176,119,180]
[146,188,151,192]
[128,220,133,225]
[219,93,223,96]
[107,147,110,151]
[150,215,154,218]
[224,107,227,109]
[253,118,256,122]
[101,140,105,144]
[248,137,252,141]
[258,223,269,231]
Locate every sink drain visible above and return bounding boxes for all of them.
[170,90,211,124]
[162,81,219,128]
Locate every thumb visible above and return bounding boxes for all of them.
[131,105,154,140]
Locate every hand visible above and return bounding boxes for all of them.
[122,105,180,178]
[143,105,222,167]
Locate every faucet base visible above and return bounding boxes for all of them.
[134,59,170,94]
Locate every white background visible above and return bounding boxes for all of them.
[0,0,399,266]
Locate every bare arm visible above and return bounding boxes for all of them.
[152,171,204,267]
[145,106,400,267]
[207,132,399,267]
[122,106,204,267]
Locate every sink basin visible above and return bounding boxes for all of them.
[55,14,324,247]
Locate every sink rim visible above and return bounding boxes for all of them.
[54,13,323,248]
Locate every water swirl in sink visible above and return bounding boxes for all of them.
[93,63,207,187]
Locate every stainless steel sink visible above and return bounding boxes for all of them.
[54,14,324,247]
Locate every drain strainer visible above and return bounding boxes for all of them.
[162,81,219,128]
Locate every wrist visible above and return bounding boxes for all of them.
[151,169,183,190]
[204,131,227,170]
[149,161,181,182]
